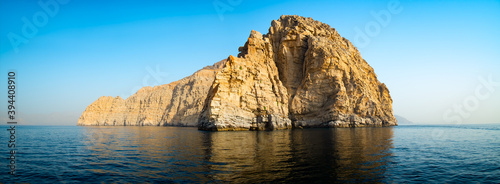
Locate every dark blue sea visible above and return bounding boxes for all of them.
[1,124,499,183]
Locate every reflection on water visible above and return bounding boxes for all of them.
[3,125,498,183]
[82,127,394,183]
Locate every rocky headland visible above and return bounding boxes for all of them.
[77,60,226,126]
[78,15,397,130]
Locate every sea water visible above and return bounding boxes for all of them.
[1,124,499,183]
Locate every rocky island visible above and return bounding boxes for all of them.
[78,15,397,130]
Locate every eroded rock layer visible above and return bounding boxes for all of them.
[198,15,396,130]
[77,60,226,126]
[78,15,397,130]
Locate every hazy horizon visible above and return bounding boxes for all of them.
[1,0,499,125]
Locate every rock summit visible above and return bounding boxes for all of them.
[78,15,397,130]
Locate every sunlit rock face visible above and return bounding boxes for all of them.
[78,15,396,130]
[77,60,226,126]
[198,15,396,130]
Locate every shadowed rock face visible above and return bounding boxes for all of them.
[198,15,397,130]
[77,60,226,126]
[78,15,396,130]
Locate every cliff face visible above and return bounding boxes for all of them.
[77,60,226,126]
[78,15,396,130]
[198,34,292,131]
[198,15,396,130]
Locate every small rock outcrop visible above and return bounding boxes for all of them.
[198,15,396,130]
[77,60,226,126]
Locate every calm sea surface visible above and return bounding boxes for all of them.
[1,124,499,183]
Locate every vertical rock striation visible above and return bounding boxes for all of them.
[198,15,396,130]
[198,31,292,131]
[78,15,396,130]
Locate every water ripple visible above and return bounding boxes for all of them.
[0,125,498,183]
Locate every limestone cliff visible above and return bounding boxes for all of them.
[78,15,396,130]
[198,15,396,130]
[77,60,226,126]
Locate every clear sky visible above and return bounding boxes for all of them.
[0,0,499,125]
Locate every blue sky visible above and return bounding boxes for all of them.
[0,0,499,125]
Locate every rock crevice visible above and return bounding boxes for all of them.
[198,15,396,130]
